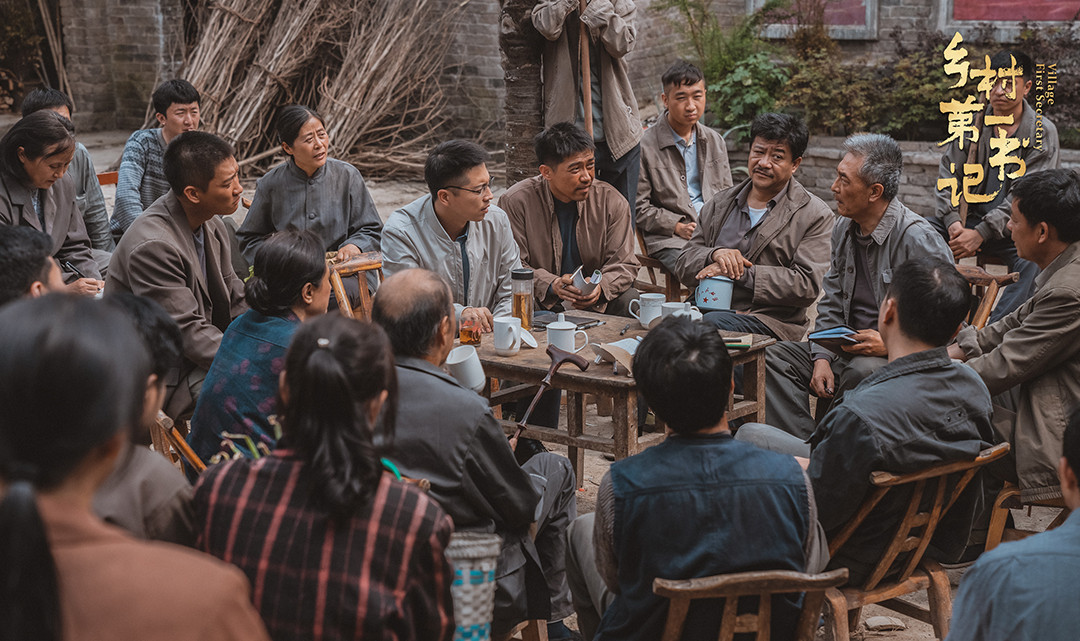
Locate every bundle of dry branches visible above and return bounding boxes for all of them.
[176,0,461,177]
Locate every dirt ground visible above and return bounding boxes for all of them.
[69,128,1063,640]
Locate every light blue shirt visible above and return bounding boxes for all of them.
[668,120,703,213]
[947,509,1080,641]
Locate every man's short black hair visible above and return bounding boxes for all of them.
[661,60,705,91]
[885,258,971,347]
[424,140,490,200]
[534,122,594,168]
[101,293,183,379]
[1010,169,1080,243]
[632,316,733,434]
[0,226,54,306]
[990,49,1034,84]
[163,131,235,195]
[750,112,809,161]
[152,79,201,116]
[20,87,74,117]
[1064,407,1080,479]
[371,270,454,359]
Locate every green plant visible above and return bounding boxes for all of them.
[707,51,789,131]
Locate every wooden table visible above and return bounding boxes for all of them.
[474,311,775,487]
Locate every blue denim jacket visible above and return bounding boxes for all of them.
[597,433,812,641]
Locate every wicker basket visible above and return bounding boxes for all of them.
[445,532,502,641]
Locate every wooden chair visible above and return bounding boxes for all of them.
[954,263,1020,330]
[985,482,1071,551]
[328,251,384,320]
[96,171,118,186]
[653,568,849,641]
[633,228,689,302]
[149,411,207,473]
[822,442,1010,640]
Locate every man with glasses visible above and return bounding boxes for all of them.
[932,49,1060,322]
[382,140,521,333]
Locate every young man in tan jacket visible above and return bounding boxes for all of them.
[636,60,732,274]
[949,168,1080,504]
[675,113,833,341]
[500,122,638,317]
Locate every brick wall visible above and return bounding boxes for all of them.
[728,137,1080,216]
[60,0,184,132]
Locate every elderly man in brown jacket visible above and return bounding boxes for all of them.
[501,122,638,317]
[949,168,1080,503]
[637,61,732,274]
[107,131,247,422]
[532,0,643,209]
[675,113,833,342]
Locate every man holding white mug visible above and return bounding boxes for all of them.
[372,268,579,640]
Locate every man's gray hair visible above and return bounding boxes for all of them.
[842,133,903,201]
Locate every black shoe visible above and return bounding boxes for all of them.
[547,621,584,641]
[514,437,547,466]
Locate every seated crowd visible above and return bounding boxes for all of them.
[1,50,1079,641]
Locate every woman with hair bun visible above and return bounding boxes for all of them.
[194,313,455,641]
[188,228,330,465]
[0,295,268,641]
[236,105,382,307]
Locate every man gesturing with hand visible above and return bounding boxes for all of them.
[764,133,952,438]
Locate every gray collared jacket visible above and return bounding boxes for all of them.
[935,102,1060,241]
[0,169,100,281]
[957,241,1080,502]
[382,195,522,319]
[812,199,952,359]
[636,117,732,256]
[237,157,382,265]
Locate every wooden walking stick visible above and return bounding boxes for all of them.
[512,345,590,443]
[579,0,594,137]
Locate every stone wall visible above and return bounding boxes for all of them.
[60,0,184,132]
[728,137,1080,215]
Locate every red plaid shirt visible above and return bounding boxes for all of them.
[194,450,454,641]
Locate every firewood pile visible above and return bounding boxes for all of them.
[179,0,461,177]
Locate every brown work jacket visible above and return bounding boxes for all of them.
[957,241,1080,502]
[500,175,637,313]
[636,117,733,256]
[674,177,834,341]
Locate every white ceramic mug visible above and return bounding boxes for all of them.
[445,345,486,393]
[661,302,684,318]
[628,292,666,329]
[546,313,589,353]
[493,316,522,356]
[672,302,703,322]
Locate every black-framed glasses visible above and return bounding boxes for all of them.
[444,183,492,196]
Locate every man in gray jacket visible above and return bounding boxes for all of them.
[949,168,1080,503]
[765,134,952,438]
[372,269,578,640]
[383,140,521,332]
[675,112,833,341]
[637,60,732,274]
